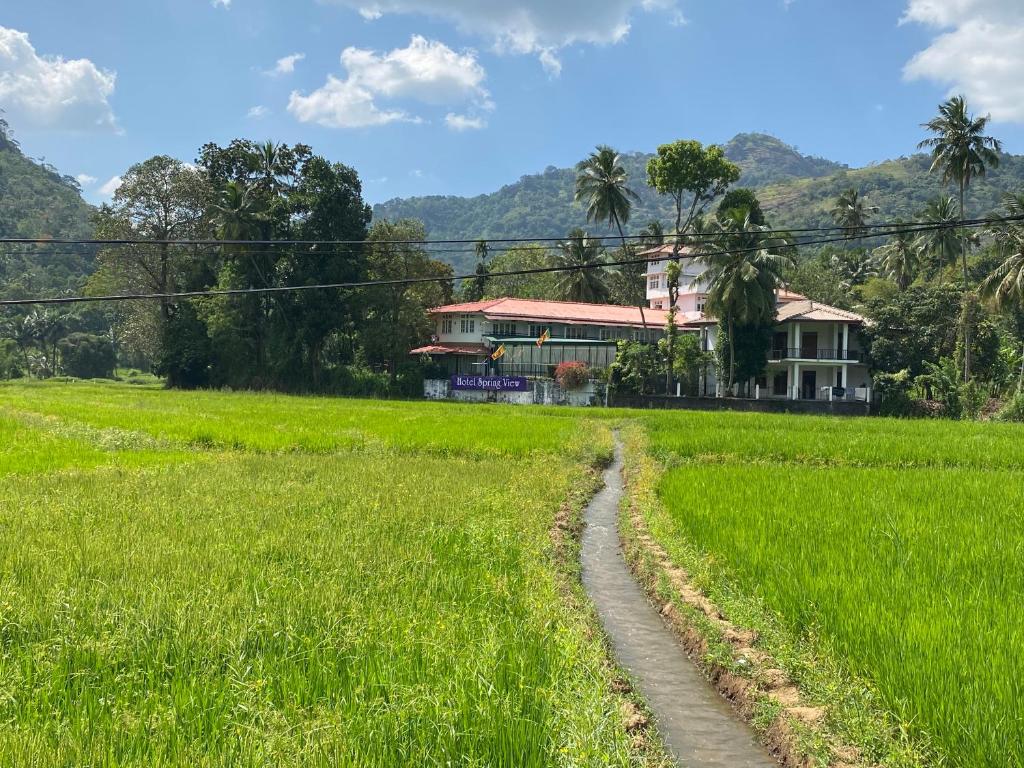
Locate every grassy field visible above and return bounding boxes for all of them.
[0,381,649,767]
[4,381,1022,767]
[644,410,1024,767]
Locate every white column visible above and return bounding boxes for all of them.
[794,322,801,357]
[842,323,850,359]
[841,363,848,390]
[792,363,800,400]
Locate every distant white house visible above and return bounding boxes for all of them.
[643,246,873,401]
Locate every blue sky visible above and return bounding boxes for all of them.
[3,0,1023,206]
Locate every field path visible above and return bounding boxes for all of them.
[581,438,777,767]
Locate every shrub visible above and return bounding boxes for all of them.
[874,369,915,417]
[58,333,116,379]
[995,391,1024,422]
[554,361,590,390]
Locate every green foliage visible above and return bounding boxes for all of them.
[57,333,115,379]
[672,333,712,396]
[873,368,916,417]
[955,292,1001,382]
[646,140,740,233]
[995,391,1024,422]
[552,229,614,302]
[863,284,962,378]
[609,340,661,395]
[716,188,766,224]
[155,303,212,388]
[0,338,22,379]
[482,245,558,300]
[715,320,773,391]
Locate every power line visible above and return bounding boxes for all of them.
[0,218,1008,308]
[3,215,1021,263]
[1,213,1018,249]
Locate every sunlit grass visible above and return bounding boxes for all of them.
[649,412,1024,767]
[0,381,632,767]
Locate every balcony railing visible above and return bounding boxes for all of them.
[769,347,860,362]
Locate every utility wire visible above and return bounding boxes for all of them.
[4,214,1022,262]
[2,214,1019,249]
[0,217,1008,308]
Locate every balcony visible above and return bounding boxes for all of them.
[768,347,861,363]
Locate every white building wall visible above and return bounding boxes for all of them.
[435,312,486,344]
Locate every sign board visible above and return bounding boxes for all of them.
[450,375,529,392]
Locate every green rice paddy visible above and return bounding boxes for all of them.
[2,381,1021,766]
[647,410,1024,767]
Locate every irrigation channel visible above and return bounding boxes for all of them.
[581,439,777,767]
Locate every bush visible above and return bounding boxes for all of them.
[554,361,590,390]
[874,369,915,417]
[0,339,23,379]
[156,306,211,389]
[610,341,661,395]
[58,333,116,379]
[995,391,1024,422]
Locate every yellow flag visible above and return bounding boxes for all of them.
[490,344,506,360]
[536,329,551,347]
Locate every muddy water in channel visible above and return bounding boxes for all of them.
[581,440,777,767]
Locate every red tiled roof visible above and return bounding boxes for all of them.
[637,244,697,257]
[409,343,489,356]
[429,297,670,328]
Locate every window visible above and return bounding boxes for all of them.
[440,317,453,334]
[460,315,476,334]
[494,322,516,337]
[566,325,588,339]
[648,274,662,290]
[530,324,551,338]
[696,294,707,313]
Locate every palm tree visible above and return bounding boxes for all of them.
[917,195,960,283]
[830,188,878,240]
[919,95,1002,380]
[575,146,645,322]
[638,221,665,249]
[874,225,921,291]
[552,228,615,303]
[696,209,795,392]
[981,193,1024,391]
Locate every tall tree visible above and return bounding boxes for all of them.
[874,224,921,291]
[917,195,960,283]
[696,208,794,391]
[919,95,1002,381]
[575,145,645,322]
[647,140,740,391]
[463,239,490,301]
[362,219,452,380]
[830,188,878,240]
[551,228,614,303]
[981,193,1024,390]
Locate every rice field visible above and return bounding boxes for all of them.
[0,381,645,767]
[646,410,1024,767]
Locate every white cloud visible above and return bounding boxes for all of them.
[288,35,488,128]
[325,0,679,72]
[268,52,305,76]
[212,0,231,7]
[903,0,1024,122]
[247,105,269,119]
[0,26,118,132]
[445,112,485,130]
[98,175,122,196]
[75,173,97,186]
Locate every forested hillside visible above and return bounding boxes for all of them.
[0,119,97,298]
[374,132,1024,273]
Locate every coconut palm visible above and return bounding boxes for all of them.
[575,146,640,245]
[696,209,795,391]
[874,225,921,291]
[919,95,1002,380]
[981,193,1024,390]
[830,188,878,240]
[917,195,960,283]
[575,146,645,323]
[552,228,615,303]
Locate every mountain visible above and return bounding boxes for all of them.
[0,122,97,299]
[373,133,1024,273]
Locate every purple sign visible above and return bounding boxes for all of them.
[450,374,529,392]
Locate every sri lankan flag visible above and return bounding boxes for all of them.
[490,344,506,361]
[535,329,551,347]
